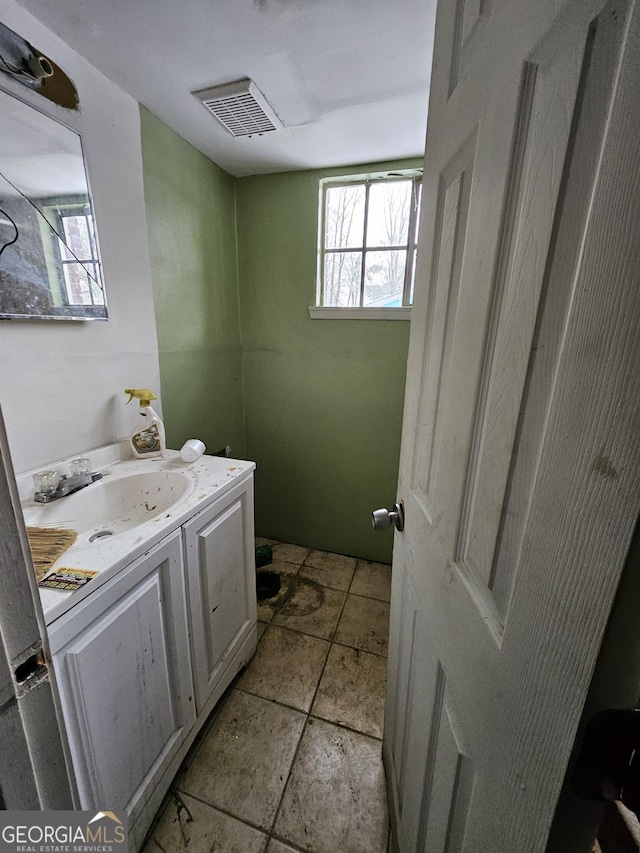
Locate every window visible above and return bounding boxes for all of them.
[55,206,104,307]
[316,170,422,315]
[42,200,104,308]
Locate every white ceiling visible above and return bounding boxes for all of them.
[0,87,88,197]
[15,0,437,177]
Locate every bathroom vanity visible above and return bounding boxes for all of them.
[18,444,257,851]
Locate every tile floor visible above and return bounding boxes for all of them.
[142,540,392,853]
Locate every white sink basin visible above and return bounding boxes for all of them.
[25,470,193,536]
[17,445,256,625]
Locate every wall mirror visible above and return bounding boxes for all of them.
[0,87,107,320]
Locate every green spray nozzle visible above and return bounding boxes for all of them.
[124,388,158,406]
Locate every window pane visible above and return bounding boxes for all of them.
[63,263,93,305]
[89,266,105,305]
[364,250,406,307]
[323,251,362,306]
[366,180,411,247]
[325,185,365,249]
[58,234,74,262]
[62,215,92,260]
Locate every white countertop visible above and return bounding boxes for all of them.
[17,443,255,625]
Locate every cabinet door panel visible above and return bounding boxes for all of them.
[51,531,194,816]
[199,501,246,672]
[185,478,256,710]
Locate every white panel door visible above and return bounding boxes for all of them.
[384,0,640,850]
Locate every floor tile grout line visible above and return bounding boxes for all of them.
[186,597,330,848]
[307,711,384,743]
[347,561,358,595]
[259,539,391,571]
[268,837,307,853]
[173,678,237,777]
[266,711,389,853]
[345,589,392,604]
[263,578,355,850]
[260,574,390,608]
[173,786,271,838]
[258,561,391,634]
[186,623,316,851]
[331,637,389,659]
[266,712,315,846]
[149,544,389,853]
[264,556,307,569]
[258,618,332,654]
[261,565,344,638]
[260,588,352,734]
[245,620,388,734]
[235,674,326,718]
[256,617,389,659]
[309,593,356,714]
[257,540,391,572]
[233,678,386,743]
[258,550,391,849]
[267,830,311,853]
[268,836,307,853]
[269,584,392,604]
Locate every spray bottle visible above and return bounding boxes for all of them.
[124,389,166,459]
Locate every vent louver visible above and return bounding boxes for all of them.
[193,78,283,138]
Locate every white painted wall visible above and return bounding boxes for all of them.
[0,0,160,473]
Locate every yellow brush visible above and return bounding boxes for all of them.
[26,526,78,582]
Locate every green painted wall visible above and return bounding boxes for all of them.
[140,106,245,457]
[141,110,413,564]
[236,162,416,564]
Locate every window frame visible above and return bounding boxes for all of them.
[40,197,105,313]
[314,168,422,316]
[53,204,103,307]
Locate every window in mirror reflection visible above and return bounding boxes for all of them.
[55,206,103,306]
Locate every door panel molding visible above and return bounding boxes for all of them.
[490,0,630,619]
[449,0,492,97]
[413,134,476,516]
[420,686,475,853]
[458,17,592,601]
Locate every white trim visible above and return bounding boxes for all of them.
[317,170,423,311]
[308,306,411,320]
[320,167,423,188]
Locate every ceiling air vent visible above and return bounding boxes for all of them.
[193,78,283,138]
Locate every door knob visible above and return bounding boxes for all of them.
[372,502,404,532]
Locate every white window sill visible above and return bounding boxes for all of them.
[308,306,411,320]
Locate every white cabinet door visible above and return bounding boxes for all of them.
[184,475,256,712]
[49,530,195,823]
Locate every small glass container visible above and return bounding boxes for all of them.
[33,470,60,495]
[70,458,91,476]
